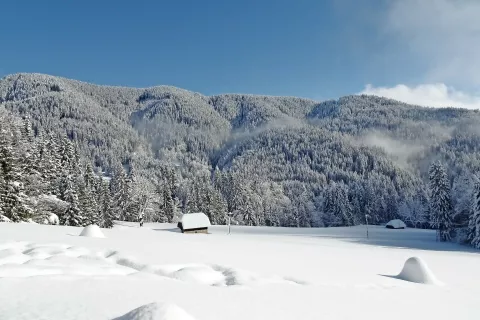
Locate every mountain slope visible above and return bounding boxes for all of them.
[1,73,479,227]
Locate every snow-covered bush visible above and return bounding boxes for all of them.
[44,213,59,225]
[0,215,12,223]
[31,195,68,225]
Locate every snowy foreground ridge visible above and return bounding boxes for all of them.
[0,223,479,320]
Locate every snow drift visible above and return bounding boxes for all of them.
[114,302,196,320]
[79,225,105,238]
[396,257,442,285]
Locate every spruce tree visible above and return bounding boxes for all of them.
[322,183,338,226]
[21,117,35,144]
[59,137,75,172]
[61,175,83,226]
[48,133,62,191]
[84,163,97,190]
[429,161,454,242]
[0,133,33,222]
[213,166,223,192]
[207,187,227,225]
[163,187,175,222]
[452,172,475,226]
[110,164,130,221]
[124,163,139,222]
[335,183,353,226]
[78,177,98,226]
[19,117,37,176]
[468,181,480,248]
[322,183,353,227]
[100,182,114,228]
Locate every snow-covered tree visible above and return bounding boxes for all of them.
[201,184,227,225]
[429,161,454,241]
[110,164,131,221]
[0,131,34,222]
[99,182,114,228]
[61,175,83,226]
[467,179,480,248]
[323,182,353,227]
[79,182,98,225]
[451,171,476,226]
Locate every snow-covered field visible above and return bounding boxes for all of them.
[0,222,478,320]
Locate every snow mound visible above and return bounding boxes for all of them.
[171,265,226,285]
[386,219,406,229]
[397,257,442,285]
[114,302,196,320]
[79,225,105,238]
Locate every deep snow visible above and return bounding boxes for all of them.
[0,222,478,320]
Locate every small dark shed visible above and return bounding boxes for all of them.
[178,212,211,234]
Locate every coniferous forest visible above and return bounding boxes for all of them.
[1,73,480,248]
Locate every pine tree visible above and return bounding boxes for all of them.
[38,133,62,195]
[322,183,338,226]
[0,132,33,222]
[61,175,83,226]
[84,163,97,190]
[185,180,202,213]
[124,163,140,222]
[21,117,35,144]
[110,164,131,221]
[19,117,37,176]
[48,133,62,190]
[213,166,223,192]
[335,183,354,226]
[78,179,99,226]
[429,161,454,242]
[467,180,480,248]
[239,186,258,226]
[100,182,114,228]
[59,137,75,172]
[452,172,476,227]
[362,182,377,224]
[163,187,175,222]
[322,183,353,227]
[201,184,227,225]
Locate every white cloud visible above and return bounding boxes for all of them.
[360,83,480,109]
[384,0,480,87]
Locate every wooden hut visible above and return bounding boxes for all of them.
[177,212,211,234]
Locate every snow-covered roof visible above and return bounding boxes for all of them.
[386,219,407,229]
[180,213,211,230]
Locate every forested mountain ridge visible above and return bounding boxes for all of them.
[1,73,480,244]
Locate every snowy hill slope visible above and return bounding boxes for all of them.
[0,222,478,319]
[2,73,480,230]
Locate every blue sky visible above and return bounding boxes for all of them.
[1,0,479,107]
